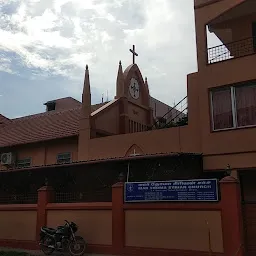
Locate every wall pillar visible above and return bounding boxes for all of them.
[119,97,129,134]
[220,176,244,256]
[112,182,125,255]
[147,107,154,127]
[36,186,54,241]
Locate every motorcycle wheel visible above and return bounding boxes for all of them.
[40,236,55,255]
[68,236,87,256]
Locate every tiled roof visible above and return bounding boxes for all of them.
[0,108,80,147]
[91,99,118,116]
[0,102,108,148]
[0,114,10,124]
[91,102,109,112]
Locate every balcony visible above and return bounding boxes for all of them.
[207,37,256,64]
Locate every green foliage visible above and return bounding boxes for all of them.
[155,114,188,129]
[175,115,188,126]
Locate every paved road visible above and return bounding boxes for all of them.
[0,247,114,256]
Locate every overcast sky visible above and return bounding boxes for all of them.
[0,0,221,118]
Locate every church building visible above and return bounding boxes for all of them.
[0,57,187,171]
[0,1,255,256]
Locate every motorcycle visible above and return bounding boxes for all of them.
[39,220,87,256]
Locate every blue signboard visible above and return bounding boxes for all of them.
[124,179,219,203]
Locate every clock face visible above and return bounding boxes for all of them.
[129,78,140,99]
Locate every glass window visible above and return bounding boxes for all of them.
[211,83,256,131]
[57,152,71,164]
[235,85,256,127]
[17,158,31,168]
[211,88,234,130]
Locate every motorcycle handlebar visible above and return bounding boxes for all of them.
[64,220,70,225]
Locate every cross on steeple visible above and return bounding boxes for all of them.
[129,44,138,64]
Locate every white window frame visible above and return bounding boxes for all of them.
[211,84,256,131]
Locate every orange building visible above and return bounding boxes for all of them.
[0,62,187,168]
[0,0,255,255]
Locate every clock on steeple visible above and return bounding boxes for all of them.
[129,77,140,100]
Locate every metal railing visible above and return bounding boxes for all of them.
[0,193,38,204]
[233,244,243,256]
[150,96,188,130]
[54,188,112,203]
[208,36,256,64]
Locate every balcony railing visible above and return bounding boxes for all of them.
[150,96,188,130]
[207,37,256,64]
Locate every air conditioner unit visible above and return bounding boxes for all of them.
[1,152,15,165]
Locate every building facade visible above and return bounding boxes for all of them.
[0,0,255,255]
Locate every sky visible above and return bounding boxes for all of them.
[0,0,221,118]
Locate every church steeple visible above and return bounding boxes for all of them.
[82,65,91,116]
[144,76,150,106]
[115,61,126,98]
[78,65,92,161]
[145,77,149,93]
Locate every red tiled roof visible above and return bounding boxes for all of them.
[0,102,108,148]
[91,102,109,112]
[0,108,80,147]
[0,114,10,124]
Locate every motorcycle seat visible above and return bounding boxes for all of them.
[42,227,56,234]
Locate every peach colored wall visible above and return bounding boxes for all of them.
[125,210,223,252]
[0,137,78,170]
[211,12,256,57]
[54,98,81,111]
[188,55,256,170]
[88,125,201,160]
[190,0,256,170]
[128,102,147,123]
[227,13,256,41]
[45,138,78,165]
[16,145,45,167]
[47,210,112,245]
[203,152,256,170]
[195,0,245,70]
[94,104,119,135]
[0,210,37,240]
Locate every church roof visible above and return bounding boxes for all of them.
[0,101,108,148]
[0,114,10,124]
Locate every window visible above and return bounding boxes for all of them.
[236,85,256,127]
[17,158,31,168]
[57,152,71,164]
[211,88,234,130]
[211,83,256,130]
